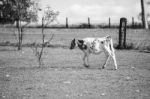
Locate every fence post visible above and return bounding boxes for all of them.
[123,18,127,48]
[132,17,134,28]
[109,17,111,28]
[66,17,68,28]
[118,17,127,49]
[88,17,90,28]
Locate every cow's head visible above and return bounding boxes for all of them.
[70,38,76,50]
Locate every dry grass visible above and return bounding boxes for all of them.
[0,47,150,99]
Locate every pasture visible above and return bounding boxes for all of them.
[0,28,150,99]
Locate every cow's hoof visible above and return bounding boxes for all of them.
[84,64,89,68]
[102,66,105,69]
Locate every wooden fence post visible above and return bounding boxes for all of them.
[118,18,122,48]
[109,17,111,28]
[132,17,134,28]
[118,17,127,49]
[66,17,68,28]
[88,17,90,28]
[123,18,127,48]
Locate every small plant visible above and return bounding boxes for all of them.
[32,6,58,67]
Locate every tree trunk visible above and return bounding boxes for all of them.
[141,0,148,29]
[16,20,22,50]
[38,17,45,67]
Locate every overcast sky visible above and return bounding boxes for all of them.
[39,0,150,24]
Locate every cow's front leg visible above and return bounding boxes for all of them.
[83,54,87,66]
[83,53,89,68]
[102,52,109,69]
[86,55,90,67]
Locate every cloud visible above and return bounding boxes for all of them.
[40,0,143,24]
[68,4,140,16]
[51,0,142,24]
[58,4,140,24]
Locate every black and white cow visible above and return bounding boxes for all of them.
[70,35,118,70]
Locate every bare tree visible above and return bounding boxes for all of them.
[32,6,59,67]
[141,0,149,29]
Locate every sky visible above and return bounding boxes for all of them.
[39,0,150,24]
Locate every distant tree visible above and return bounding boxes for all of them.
[15,0,39,50]
[140,0,149,29]
[0,0,39,50]
[138,13,150,21]
[0,0,15,24]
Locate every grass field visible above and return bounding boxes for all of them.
[0,28,150,99]
[0,28,150,50]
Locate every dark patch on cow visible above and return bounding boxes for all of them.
[101,41,104,44]
[77,40,87,50]
[70,38,76,49]
[78,40,84,44]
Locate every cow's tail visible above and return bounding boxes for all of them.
[106,35,115,52]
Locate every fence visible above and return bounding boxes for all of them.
[51,17,146,29]
[0,17,149,29]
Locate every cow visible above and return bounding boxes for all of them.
[70,35,118,70]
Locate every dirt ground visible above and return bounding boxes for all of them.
[0,46,150,99]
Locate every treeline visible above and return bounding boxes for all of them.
[1,23,146,29]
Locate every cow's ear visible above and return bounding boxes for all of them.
[73,38,75,42]
[70,38,76,49]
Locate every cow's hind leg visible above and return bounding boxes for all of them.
[111,53,117,70]
[105,49,118,70]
